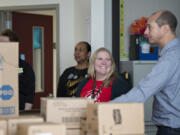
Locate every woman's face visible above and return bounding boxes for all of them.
[95,51,112,80]
[74,43,90,64]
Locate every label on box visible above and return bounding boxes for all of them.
[0,85,14,100]
[0,106,15,115]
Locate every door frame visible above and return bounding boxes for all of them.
[0,4,60,97]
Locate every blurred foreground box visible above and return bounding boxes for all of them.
[0,129,4,135]
[7,115,44,135]
[0,119,7,135]
[86,103,144,135]
[40,97,93,129]
[17,122,66,135]
[0,43,19,119]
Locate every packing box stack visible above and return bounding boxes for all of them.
[0,43,19,119]
[0,119,7,135]
[85,103,145,135]
[16,122,66,135]
[80,119,87,135]
[80,119,96,135]
[40,97,93,134]
[66,129,81,135]
[0,129,4,135]
[7,115,44,135]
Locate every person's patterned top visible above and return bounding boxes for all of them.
[57,66,88,97]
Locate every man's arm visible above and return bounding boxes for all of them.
[112,58,177,103]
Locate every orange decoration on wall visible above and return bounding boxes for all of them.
[130,17,147,35]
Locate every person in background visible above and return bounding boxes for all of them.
[76,47,131,102]
[57,41,91,97]
[112,10,180,135]
[0,29,35,110]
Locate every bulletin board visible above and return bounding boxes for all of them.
[120,0,127,59]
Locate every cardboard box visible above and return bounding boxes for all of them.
[7,115,44,135]
[67,129,80,135]
[0,119,7,135]
[80,119,97,135]
[86,103,144,135]
[17,122,66,135]
[80,119,87,135]
[0,43,19,119]
[0,129,4,135]
[41,97,93,128]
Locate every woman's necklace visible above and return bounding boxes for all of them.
[91,80,105,99]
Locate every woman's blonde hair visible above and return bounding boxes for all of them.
[87,47,117,86]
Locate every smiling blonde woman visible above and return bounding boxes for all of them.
[76,47,131,102]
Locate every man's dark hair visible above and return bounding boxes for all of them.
[156,10,177,33]
[0,29,19,42]
[79,41,91,53]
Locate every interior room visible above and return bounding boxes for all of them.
[0,0,180,135]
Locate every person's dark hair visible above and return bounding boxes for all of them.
[156,10,177,33]
[79,41,91,53]
[0,29,19,42]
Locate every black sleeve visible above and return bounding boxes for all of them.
[20,61,35,104]
[57,70,68,97]
[75,78,89,97]
[111,76,131,100]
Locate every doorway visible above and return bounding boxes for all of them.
[0,5,59,109]
[13,11,53,109]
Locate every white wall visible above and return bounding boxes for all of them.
[74,0,91,44]
[123,0,180,60]
[90,0,112,54]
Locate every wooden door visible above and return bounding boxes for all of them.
[12,12,53,109]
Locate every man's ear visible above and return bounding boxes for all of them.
[162,24,170,33]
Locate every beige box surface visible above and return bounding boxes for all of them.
[87,103,144,135]
[17,122,66,135]
[0,129,4,135]
[7,115,44,135]
[0,119,7,135]
[80,119,87,131]
[80,119,98,135]
[41,97,93,128]
[80,119,87,135]
[67,129,80,135]
[0,43,19,119]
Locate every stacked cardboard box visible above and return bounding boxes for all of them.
[40,97,93,134]
[7,115,44,135]
[17,122,66,135]
[80,119,87,135]
[0,119,7,135]
[0,43,19,119]
[80,118,97,135]
[0,129,4,135]
[85,103,144,135]
[66,129,81,135]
